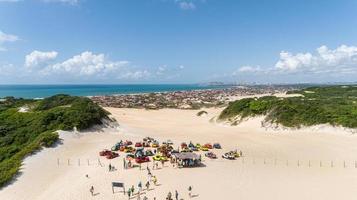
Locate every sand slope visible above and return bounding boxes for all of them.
[1,107,357,200]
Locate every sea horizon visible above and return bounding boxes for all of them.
[0,84,230,99]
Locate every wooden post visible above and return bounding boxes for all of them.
[67,159,70,166]
[308,160,311,167]
[297,160,300,167]
[286,160,289,166]
[264,158,266,165]
[344,161,346,168]
[320,161,322,167]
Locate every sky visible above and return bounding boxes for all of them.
[1,0,357,84]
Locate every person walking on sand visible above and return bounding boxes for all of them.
[175,190,179,200]
[188,186,192,198]
[109,163,112,171]
[127,189,131,200]
[131,185,135,195]
[138,181,142,193]
[145,181,150,190]
[152,176,158,186]
[90,186,94,196]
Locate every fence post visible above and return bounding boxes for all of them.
[320,161,322,167]
[309,160,311,168]
[297,160,300,167]
[344,161,346,168]
[264,158,266,164]
[68,159,70,166]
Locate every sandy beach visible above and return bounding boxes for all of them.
[1,107,357,200]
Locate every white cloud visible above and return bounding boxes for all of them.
[44,51,129,76]
[178,65,185,69]
[274,45,357,73]
[119,70,151,80]
[235,65,262,74]
[178,1,196,10]
[25,50,58,69]
[0,31,19,51]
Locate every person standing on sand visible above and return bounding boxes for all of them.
[90,186,94,196]
[188,186,192,198]
[175,190,179,200]
[109,163,112,171]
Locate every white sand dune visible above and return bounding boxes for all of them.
[1,107,357,200]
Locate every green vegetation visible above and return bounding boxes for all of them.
[219,85,357,128]
[0,94,109,187]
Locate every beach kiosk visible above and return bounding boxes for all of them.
[174,152,201,167]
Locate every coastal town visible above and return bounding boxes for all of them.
[91,85,298,109]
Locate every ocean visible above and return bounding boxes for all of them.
[0,84,228,99]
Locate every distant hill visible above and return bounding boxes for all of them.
[219,85,357,128]
[0,94,110,187]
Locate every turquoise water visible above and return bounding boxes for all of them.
[0,84,228,99]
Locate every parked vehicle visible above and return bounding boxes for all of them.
[205,152,217,159]
[153,154,168,161]
[200,146,209,151]
[124,146,135,153]
[181,147,193,153]
[135,156,150,163]
[213,143,222,149]
[135,142,143,147]
[190,146,198,151]
[151,142,159,148]
[203,143,213,149]
[99,149,111,156]
[145,150,154,156]
[222,153,235,160]
[181,142,188,149]
[106,152,119,159]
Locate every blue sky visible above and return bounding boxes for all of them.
[1,0,357,84]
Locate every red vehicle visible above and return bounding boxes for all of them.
[124,140,133,146]
[181,142,187,149]
[106,152,119,159]
[135,142,143,147]
[135,156,150,163]
[203,143,213,149]
[99,149,111,156]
